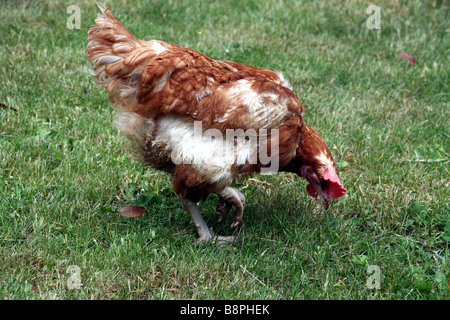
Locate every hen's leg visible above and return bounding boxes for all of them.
[180,198,236,244]
[216,187,246,228]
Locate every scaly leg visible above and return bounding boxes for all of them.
[216,187,246,228]
[181,198,236,244]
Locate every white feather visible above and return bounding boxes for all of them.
[95,55,124,65]
[147,40,167,54]
[153,115,256,186]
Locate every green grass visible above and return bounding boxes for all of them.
[0,0,448,299]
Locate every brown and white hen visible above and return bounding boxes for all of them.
[86,3,346,243]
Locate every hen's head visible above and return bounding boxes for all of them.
[293,125,346,209]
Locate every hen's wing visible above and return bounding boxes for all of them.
[133,45,305,131]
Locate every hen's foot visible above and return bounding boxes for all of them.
[197,232,237,244]
[181,198,236,244]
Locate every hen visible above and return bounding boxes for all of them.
[86,4,346,243]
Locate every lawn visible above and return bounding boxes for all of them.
[0,0,448,300]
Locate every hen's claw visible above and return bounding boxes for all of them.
[216,187,245,228]
[230,220,240,228]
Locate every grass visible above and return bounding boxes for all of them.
[0,0,448,300]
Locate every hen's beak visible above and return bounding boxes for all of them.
[306,184,330,210]
[317,191,330,210]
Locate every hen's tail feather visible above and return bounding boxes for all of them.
[86,3,160,109]
[95,2,107,13]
